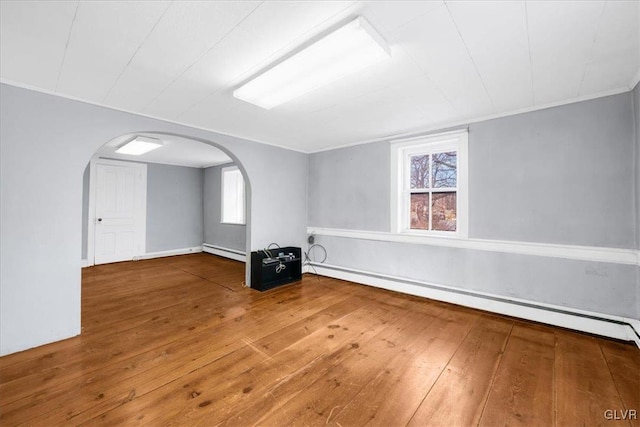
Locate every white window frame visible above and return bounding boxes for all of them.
[221,165,246,225]
[390,129,468,238]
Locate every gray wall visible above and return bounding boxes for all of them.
[203,163,247,252]
[633,83,640,321]
[0,83,308,356]
[146,163,203,253]
[310,93,635,248]
[312,235,637,318]
[634,83,640,250]
[470,94,635,248]
[309,92,638,319]
[309,142,390,231]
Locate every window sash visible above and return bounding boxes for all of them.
[391,129,467,238]
[221,166,245,225]
[402,149,458,233]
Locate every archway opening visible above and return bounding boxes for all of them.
[81,131,252,287]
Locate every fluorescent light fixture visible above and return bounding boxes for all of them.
[233,16,391,109]
[115,136,163,155]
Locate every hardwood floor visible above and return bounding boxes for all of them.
[0,253,638,426]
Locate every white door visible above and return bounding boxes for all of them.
[93,160,146,265]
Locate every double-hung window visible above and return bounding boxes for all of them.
[221,166,245,225]
[391,130,468,237]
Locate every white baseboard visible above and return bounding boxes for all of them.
[138,246,203,260]
[309,263,640,347]
[82,247,203,267]
[202,244,246,262]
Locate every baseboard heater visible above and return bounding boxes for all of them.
[202,244,246,262]
[309,262,640,346]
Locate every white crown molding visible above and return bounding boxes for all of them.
[307,227,640,266]
[82,246,204,267]
[1,79,634,156]
[308,86,633,154]
[0,79,308,154]
[137,246,203,261]
[309,262,640,346]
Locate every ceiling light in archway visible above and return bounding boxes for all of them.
[115,136,163,155]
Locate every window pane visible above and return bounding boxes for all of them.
[432,192,456,231]
[432,151,456,188]
[222,168,245,224]
[410,155,429,189]
[410,193,429,229]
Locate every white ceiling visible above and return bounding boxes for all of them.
[97,133,232,168]
[1,1,638,153]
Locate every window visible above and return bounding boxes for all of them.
[391,130,468,237]
[221,166,245,224]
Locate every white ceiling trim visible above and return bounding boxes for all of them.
[0,78,308,154]
[0,78,633,155]
[309,85,633,153]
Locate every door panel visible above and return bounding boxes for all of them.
[94,162,146,265]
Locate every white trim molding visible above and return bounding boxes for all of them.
[309,262,640,346]
[81,246,203,266]
[202,244,246,262]
[1,79,634,156]
[308,86,633,154]
[307,227,640,266]
[0,79,308,155]
[138,246,203,261]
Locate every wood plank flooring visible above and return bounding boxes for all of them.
[0,253,638,426]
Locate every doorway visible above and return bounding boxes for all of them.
[89,158,147,265]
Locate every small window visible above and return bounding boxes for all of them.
[221,166,245,225]
[391,130,468,237]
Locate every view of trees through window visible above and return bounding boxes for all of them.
[409,151,457,231]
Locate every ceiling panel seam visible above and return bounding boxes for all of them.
[577,0,607,98]
[101,0,173,103]
[368,5,459,117]
[524,1,536,105]
[444,1,495,111]
[140,1,264,114]
[54,0,79,92]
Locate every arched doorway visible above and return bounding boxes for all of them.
[82,131,252,285]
